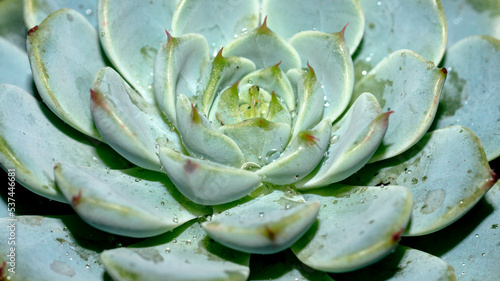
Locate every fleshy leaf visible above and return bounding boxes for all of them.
[239,63,296,113]
[432,36,500,161]
[91,67,183,171]
[154,33,209,126]
[403,182,500,279]
[176,94,245,167]
[158,147,260,205]
[98,0,178,103]
[290,30,354,123]
[223,19,302,72]
[27,8,104,140]
[208,83,243,128]
[54,163,209,238]
[248,250,334,281]
[291,65,325,138]
[333,246,456,280]
[256,120,331,185]
[24,0,98,28]
[355,0,447,79]
[0,85,127,202]
[353,50,446,162]
[0,216,125,281]
[297,93,389,189]
[219,118,291,167]
[0,0,27,50]
[101,222,250,281]
[203,190,319,254]
[262,0,364,54]
[345,125,497,236]
[198,51,256,116]
[442,0,500,47]
[0,37,34,94]
[171,0,259,57]
[291,185,413,273]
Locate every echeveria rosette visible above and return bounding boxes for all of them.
[0,0,499,280]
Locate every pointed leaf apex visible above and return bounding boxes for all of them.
[257,16,271,33]
[299,131,320,146]
[306,61,316,76]
[340,22,349,41]
[215,47,224,60]
[262,16,268,28]
[28,25,39,36]
[484,169,498,191]
[231,80,239,89]
[165,29,173,41]
[191,103,201,124]
[391,227,405,244]
[440,67,448,75]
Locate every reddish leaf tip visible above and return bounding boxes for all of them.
[262,16,268,28]
[165,29,172,41]
[391,227,405,243]
[441,67,448,74]
[28,25,38,36]
[340,22,349,41]
[72,189,82,206]
[306,61,316,76]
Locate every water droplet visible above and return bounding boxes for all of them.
[411,178,418,184]
[225,211,230,216]
[365,56,372,62]
[66,252,69,256]
[404,169,412,175]
[135,178,140,182]
[330,135,339,144]
[193,235,197,240]
[475,234,479,238]
[69,257,73,261]
[173,217,178,223]
[376,1,382,6]
[285,203,291,210]
[233,34,239,39]
[173,239,177,243]
[373,195,378,199]
[247,79,253,84]
[85,9,92,15]
[400,52,406,57]
[161,201,165,206]
[186,239,192,245]
[295,175,300,180]
[265,149,281,163]
[482,253,486,257]
[259,212,264,218]
[360,198,366,203]
[165,248,171,253]
[324,101,330,107]
[241,27,248,34]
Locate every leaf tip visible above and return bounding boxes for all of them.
[391,227,405,243]
[191,103,201,124]
[28,25,38,36]
[440,67,448,75]
[72,189,82,206]
[339,22,349,41]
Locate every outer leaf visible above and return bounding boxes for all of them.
[223,20,302,72]
[91,67,183,171]
[290,30,354,123]
[297,92,389,189]
[432,36,500,161]
[355,0,447,79]
[158,147,260,205]
[0,216,124,281]
[346,125,497,236]
[176,94,245,167]
[404,182,500,279]
[256,120,331,185]
[0,37,34,94]
[353,50,446,162]
[101,222,250,281]
[203,190,320,254]
[0,85,127,202]
[333,246,456,280]
[262,0,364,54]
[154,33,209,126]
[98,0,179,103]
[0,0,26,50]
[172,0,259,57]
[291,185,413,272]
[27,8,104,140]
[24,0,98,28]
[54,163,210,238]
[442,0,500,47]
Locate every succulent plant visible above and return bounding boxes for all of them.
[1,0,500,280]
